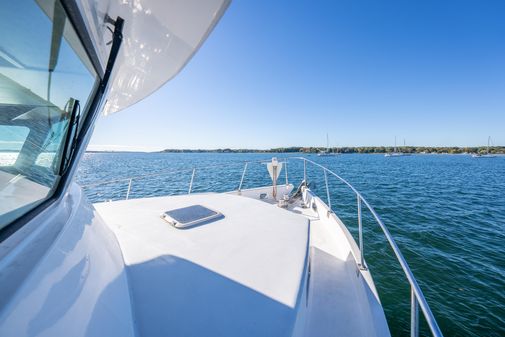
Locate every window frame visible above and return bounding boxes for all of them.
[0,0,115,241]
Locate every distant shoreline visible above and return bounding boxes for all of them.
[85,146,505,155]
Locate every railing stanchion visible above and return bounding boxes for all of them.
[188,168,196,194]
[238,162,248,192]
[411,286,419,337]
[126,178,132,200]
[285,160,288,186]
[303,158,307,183]
[323,169,331,211]
[357,194,366,270]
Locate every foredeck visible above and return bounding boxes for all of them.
[95,192,310,337]
[94,186,392,337]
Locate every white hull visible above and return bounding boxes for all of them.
[385,152,410,157]
[317,153,341,157]
[472,154,496,158]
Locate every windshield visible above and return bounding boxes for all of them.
[0,0,98,230]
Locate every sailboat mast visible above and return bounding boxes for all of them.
[394,136,397,153]
[327,133,330,152]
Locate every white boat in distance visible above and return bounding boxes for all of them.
[385,137,411,157]
[0,1,442,337]
[472,136,496,158]
[318,133,340,156]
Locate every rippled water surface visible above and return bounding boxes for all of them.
[77,152,505,336]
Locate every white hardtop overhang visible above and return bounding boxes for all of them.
[74,0,230,115]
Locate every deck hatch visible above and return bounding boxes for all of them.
[161,205,222,228]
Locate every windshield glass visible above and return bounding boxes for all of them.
[0,0,98,230]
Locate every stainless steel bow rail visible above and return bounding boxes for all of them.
[80,159,290,200]
[80,161,249,200]
[80,156,443,337]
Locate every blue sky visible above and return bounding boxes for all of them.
[89,0,505,151]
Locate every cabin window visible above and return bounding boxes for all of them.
[0,0,98,230]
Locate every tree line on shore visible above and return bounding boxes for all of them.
[160,146,505,154]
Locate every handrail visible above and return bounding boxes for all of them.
[188,168,196,194]
[238,162,248,192]
[80,158,277,189]
[80,158,280,199]
[290,157,443,337]
[80,155,443,336]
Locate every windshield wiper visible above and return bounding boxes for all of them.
[59,98,80,175]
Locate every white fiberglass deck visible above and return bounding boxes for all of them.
[94,189,390,337]
[95,192,310,336]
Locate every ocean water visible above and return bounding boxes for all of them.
[77,152,505,336]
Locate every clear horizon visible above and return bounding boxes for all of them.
[89,0,505,152]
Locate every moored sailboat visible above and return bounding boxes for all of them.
[385,137,410,157]
[318,133,340,156]
[472,137,496,158]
